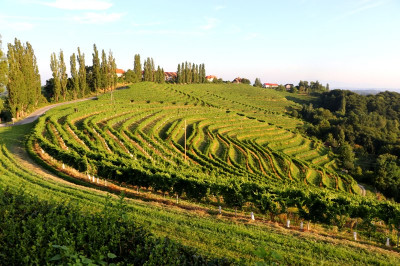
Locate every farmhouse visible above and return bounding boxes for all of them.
[206,75,217,82]
[263,83,279,88]
[115,69,125,77]
[164,72,177,82]
[232,77,242,83]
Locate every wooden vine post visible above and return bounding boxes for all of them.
[184,119,187,162]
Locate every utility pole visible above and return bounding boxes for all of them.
[184,119,187,162]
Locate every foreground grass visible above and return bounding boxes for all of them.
[1,123,400,264]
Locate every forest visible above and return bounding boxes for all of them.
[292,89,400,200]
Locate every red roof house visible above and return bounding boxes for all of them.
[115,69,125,77]
[263,83,279,88]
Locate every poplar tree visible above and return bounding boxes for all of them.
[100,49,108,92]
[150,58,155,82]
[108,50,117,90]
[50,52,61,102]
[160,68,165,84]
[70,53,79,99]
[24,42,41,107]
[143,57,153,82]
[200,64,206,83]
[6,38,41,118]
[59,50,68,100]
[77,47,87,97]
[6,41,24,118]
[92,44,101,91]
[177,64,181,83]
[0,37,8,93]
[133,54,141,81]
[253,78,262,87]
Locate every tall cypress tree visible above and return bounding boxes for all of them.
[184,62,188,83]
[6,40,24,118]
[201,64,206,83]
[176,64,181,84]
[77,47,87,97]
[24,42,41,108]
[133,54,141,82]
[143,57,153,82]
[92,44,101,92]
[70,53,79,99]
[0,37,7,94]
[100,49,107,92]
[6,38,41,118]
[181,63,185,83]
[160,67,165,84]
[108,50,117,90]
[59,50,68,101]
[50,52,61,102]
[150,58,155,82]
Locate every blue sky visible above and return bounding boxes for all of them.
[0,0,399,89]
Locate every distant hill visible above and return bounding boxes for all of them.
[336,88,400,95]
[349,89,381,95]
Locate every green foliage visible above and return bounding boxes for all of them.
[241,78,251,85]
[0,38,7,94]
[253,78,262,88]
[254,246,283,266]
[6,38,41,118]
[28,83,400,231]
[70,53,79,99]
[92,44,101,91]
[0,187,229,265]
[177,62,206,84]
[133,54,142,81]
[77,47,87,97]
[297,89,400,200]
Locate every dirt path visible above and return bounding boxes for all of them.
[0,97,96,127]
[358,184,367,196]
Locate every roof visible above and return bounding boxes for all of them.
[206,75,217,79]
[264,83,279,86]
[116,69,125,74]
[164,72,177,77]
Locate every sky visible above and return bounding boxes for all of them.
[0,0,399,89]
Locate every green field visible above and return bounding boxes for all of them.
[2,83,400,264]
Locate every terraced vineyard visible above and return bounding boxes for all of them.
[3,83,400,264]
[30,83,355,195]
[27,83,400,229]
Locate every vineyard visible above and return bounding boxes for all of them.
[2,83,400,264]
[28,83,400,227]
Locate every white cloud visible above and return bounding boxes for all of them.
[215,5,226,11]
[244,32,259,41]
[132,21,163,27]
[43,0,112,10]
[347,0,387,16]
[73,12,124,24]
[200,17,218,30]
[0,17,34,31]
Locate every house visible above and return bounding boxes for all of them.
[263,83,279,88]
[206,75,217,82]
[164,72,177,82]
[285,84,293,91]
[232,77,242,83]
[115,69,125,77]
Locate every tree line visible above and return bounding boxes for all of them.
[45,44,118,101]
[1,38,42,119]
[293,89,400,201]
[253,79,329,94]
[0,37,185,122]
[177,62,206,84]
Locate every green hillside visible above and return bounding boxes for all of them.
[1,83,400,264]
